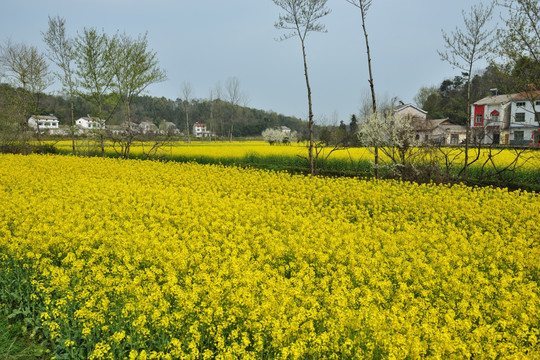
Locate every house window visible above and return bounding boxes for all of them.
[536,100,540,106]
[475,115,483,124]
[536,112,540,123]
[515,113,525,122]
[516,101,526,107]
[490,110,500,122]
[514,131,524,141]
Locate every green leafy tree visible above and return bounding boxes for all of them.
[349,114,359,146]
[113,32,166,158]
[75,28,119,155]
[497,0,539,65]
[497,0,539,118]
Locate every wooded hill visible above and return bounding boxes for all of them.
[0,83,308,139]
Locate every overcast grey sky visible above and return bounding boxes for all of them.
[1,0,497,123]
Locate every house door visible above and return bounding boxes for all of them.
[493,133,500,144]
[504,134,509,145]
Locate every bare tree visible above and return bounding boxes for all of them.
[438,2,495,180]
[272,0,331,176]
[42,15,77,154]
[181,81,193,144]
[224,76,246,142]
[213,82,225,138]
[346,0,380,178]
[207,88,216,141]
[0,41,51,148]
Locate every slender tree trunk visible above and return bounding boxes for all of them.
[32,93,42,147]
[209,100,214,142]
[301,39,315,176]
[70,93,75,154]
[126,101,131,159]
[229,107,235,142]
[464,66,472,181]
[361,5,378,179]
[185,105,190,144]
[36,123,42,147]
[97,101,105,157]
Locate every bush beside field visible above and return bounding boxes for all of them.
[0,154,539,359]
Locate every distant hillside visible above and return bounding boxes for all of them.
[0,83,308,139]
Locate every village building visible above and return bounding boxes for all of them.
[472,90,540,146]
[193,122,211,137]
[394,103,466,144]
[28,114,59,132]
[139,121,158,135]
[75,116,104,134]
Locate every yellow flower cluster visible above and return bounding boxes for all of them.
[0,154,539,359]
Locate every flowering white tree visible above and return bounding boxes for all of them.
[262,128,297,145]
[358,112,424,176]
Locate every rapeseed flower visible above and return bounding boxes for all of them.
[0,154,538,359]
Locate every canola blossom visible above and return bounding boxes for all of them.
[0,154,539,359]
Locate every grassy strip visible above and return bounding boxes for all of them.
[0,309,48,359]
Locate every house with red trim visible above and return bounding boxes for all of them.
[193,122,212,138]
[472,90,540,146]
[471,93,513,145]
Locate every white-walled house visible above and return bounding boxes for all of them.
[139,121,158,134]
[471,91,540,146]
[193,122,211,137]
[280,126,292,134]
[394,104,428,121]
[76,116,104,133]
[159,121,180,135]
[471,93,514,144]
[425,119,466,145]
[394,104,466,144]
[506,92,540,146]
[28,115,59,132]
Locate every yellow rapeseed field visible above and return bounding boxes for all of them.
[52,139,540,170]
[0,154,539,359]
